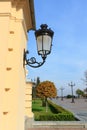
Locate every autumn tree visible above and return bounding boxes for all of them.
[36,80,57,111]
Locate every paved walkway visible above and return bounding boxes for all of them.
[52,98,87,121]
[28,128,86,130]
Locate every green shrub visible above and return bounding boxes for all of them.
[33,99,76,121]
[35,113,75,121]
[48,100,70,113]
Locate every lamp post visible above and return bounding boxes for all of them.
[68,82,75,103]
[24,24,54,68]
[60,87,64,101]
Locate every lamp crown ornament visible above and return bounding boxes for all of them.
[24,24,54,68]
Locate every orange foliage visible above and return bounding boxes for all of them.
[36,81,57,98]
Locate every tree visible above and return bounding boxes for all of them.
[66,94,72,98]
[32,77,40,99]
[84,88,87,99]
[36,80,57,112]
[76,89,84,98]
[81,70,87,99]
[84,71,87,86]
[36,77,40,87]
[81,70,87,86]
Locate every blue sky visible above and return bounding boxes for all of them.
[27,0,87,96]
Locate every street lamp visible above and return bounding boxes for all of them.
[24,24,54,68]
[68,81,75,103]
[60,87,64,101]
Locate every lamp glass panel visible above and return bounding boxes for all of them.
[36,36,42,55]
[36,35,51,55]
[43,35,51,53]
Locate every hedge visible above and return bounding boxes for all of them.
[48,100,71,113]
[35,113,75,121]
[34,100,76,121]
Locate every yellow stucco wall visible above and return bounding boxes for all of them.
[0,0,35,130]
[25,82,34,117]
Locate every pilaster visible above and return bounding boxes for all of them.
[25,82,34,118]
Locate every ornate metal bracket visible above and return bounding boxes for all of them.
[24,50,45,68]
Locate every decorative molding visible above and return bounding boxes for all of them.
[6,67,12,71]
[3,112,8,115]
[8,48,13,51]
[12,0,35,30]
[11,0,26,8]
[0,13,11,17]
[0,12,28,39]
[25,100,30,102]
[25,107,30,109]
[5,88,10,91]
[10,31,14,34]
[25,93,32,95]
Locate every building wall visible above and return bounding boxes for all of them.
[25,82,34,117]
[0,1,35,130]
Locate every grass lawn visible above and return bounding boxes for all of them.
[32,99,52,114]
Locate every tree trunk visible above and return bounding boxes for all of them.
[45,98,48,113]
[42,97,46,107]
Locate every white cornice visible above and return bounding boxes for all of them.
[11,0,26,7]
[11,0,36,31]
[0,0,36,31]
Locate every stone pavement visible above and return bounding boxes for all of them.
[52,98,87,121]
[28,128,86,130]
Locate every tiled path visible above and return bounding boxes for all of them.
[28,128,86,130]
